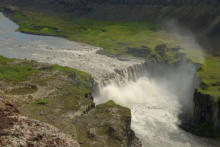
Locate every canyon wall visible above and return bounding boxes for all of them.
[193,89,220,137]
[104,59,220,138]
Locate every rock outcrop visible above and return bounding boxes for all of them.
[0,98,80,147]
[193,89,220,137]
[74,100,141,147]
[0,57,140,147]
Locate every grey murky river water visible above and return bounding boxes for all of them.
[0,12,141,82]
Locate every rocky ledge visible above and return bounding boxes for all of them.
[0,98,80,147]
[74,100,141,147]
[0,56,140,147]
[192,89,220,138]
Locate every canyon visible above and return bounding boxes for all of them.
[0,0,220,146]
[0,12,220,146]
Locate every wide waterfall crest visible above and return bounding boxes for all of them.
[94,61,220,147]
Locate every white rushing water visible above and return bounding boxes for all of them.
[95,76,220,147]
[0,12,220,147]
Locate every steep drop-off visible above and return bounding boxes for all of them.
[193,89,220,137]
[95,57,220,146]
[0,55,140,147]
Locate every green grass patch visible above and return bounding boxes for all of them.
[179,47,220,101]
[0,64,39,82]
[6,86,37,95]
[96,100,130,121]
[196,54,220,101]
[51,64,93,88]
[6,10,173,58]
[180,48,204,64]
[0,55,14,65]
[20,83,92,133]
[33,98,48,105]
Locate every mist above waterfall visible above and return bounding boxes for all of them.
[94,56,206,146]
[95,59,220,146]
[162,19,204,63]
[95,60,198,116]
[92,18,214,146]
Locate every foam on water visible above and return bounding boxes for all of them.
[96,77,220,147]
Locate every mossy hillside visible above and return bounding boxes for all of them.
[181,48,220,101]
[172,40,220,102]
[0,55,14,64]
[20,82,92,134]
[0,55,93,110]
[0,55,92,86]
[96,100,131,121]
[32,98,48,105]
[51,64,93,88]
[0,56,39,83]
[6,86,38,95]
[5,9,183,65]
[4,9,177,59]
[196,54,220,102]
[0,55,134,146]
[0,55,93,141]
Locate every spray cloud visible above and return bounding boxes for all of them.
[162,19,204,63]
[94,19,208,146]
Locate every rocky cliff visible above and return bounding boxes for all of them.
[193,89,220,137]
[0,98,80,147]
[0,56,140,147]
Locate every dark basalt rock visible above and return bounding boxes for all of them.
[192,89,220,137]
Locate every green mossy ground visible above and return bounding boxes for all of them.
[0,55,133,146]
[0,56,39,83]
[197,54,220,101]
[4,9,178,60]
[73,100,133,147]
[181,49,220,101]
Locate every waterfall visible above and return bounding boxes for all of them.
[94,60,220,147]
[99,62,148,86]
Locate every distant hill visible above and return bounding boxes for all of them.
[1,0,220,54]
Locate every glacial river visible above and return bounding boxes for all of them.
[0,12,220,147]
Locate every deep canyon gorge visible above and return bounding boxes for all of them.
[0,0,220,146]
[0,11,220,146]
